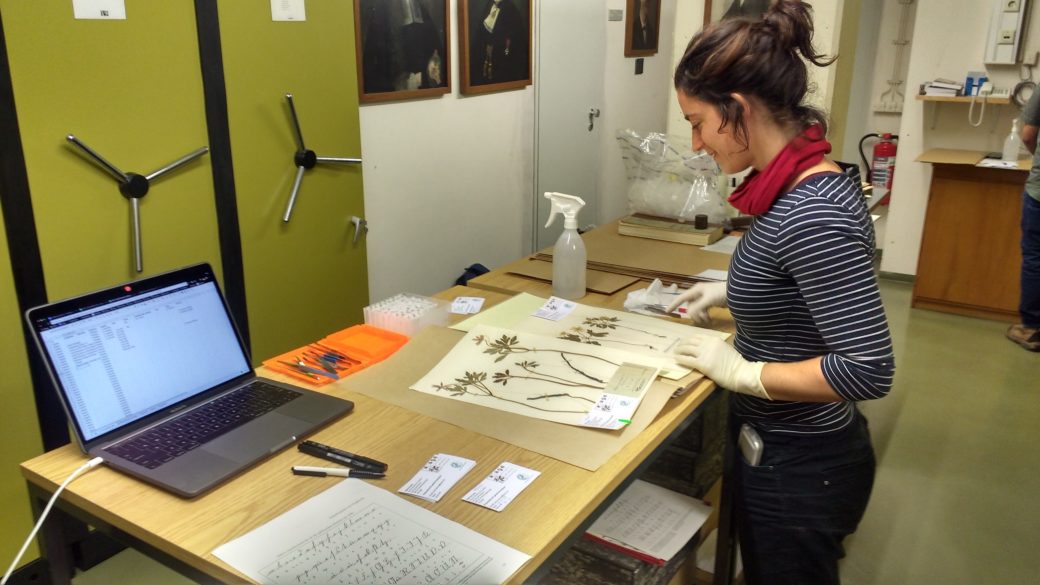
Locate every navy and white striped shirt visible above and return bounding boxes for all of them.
[728,172,895,435]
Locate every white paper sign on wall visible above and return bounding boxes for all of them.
[271,0,306,22]
[72,0,126,20]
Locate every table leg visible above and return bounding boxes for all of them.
[27,483,82,585]
[712,417,737,585]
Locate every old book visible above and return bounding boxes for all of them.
[618,214,723,246]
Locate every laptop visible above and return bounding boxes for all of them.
[25,263,354,498]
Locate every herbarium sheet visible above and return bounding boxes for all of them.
[412,324,666,428]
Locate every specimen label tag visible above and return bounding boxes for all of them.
[602,363,658,398]
[582,363,659,429]
[451,296,486,315]
[533,296,577,321]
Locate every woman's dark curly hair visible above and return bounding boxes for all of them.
[674,0,834,149]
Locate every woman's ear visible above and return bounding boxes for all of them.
[730,93,752,119]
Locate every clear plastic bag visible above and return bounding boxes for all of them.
[617,129,727,223]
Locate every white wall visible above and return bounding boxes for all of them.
[598,0,678,224]
[362,0,678,302]
[664,1,842,182]
[360,1,533,301]
[881,0,1039,276]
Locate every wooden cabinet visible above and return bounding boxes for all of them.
[913,160,1024,321]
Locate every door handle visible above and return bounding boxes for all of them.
[588,108,601,131]
[351,216,368,244]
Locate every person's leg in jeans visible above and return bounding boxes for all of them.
[736,417,875,585]
[1007,192,1040,351]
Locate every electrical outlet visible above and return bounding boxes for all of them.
[1005,0,1021,12]
[999,29,1016,44]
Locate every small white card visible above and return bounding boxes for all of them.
[398,453,476,503]
[581,363,658,429]
[271,0,306,21]
[462,462,541,512]
[533,296,577,321]
[72,0,126,19]
[451,296,486,315]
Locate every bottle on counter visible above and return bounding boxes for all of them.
[1003,118,1023,162]
[543,192,587,300]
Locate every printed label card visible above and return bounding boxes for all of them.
[462,462,541,512]
[451,296,486,315]
[398,453,476,503]
[533,296,578,321]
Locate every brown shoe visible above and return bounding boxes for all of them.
[1006,324,1040,351]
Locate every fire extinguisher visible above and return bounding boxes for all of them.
[859,133,898,205]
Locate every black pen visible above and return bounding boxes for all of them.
[291,465,384,479]
[298,440,389,472]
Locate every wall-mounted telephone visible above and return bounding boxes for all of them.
[979,83,1011,98]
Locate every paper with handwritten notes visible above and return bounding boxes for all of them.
[212,479,530,584]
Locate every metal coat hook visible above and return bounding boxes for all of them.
[282,93,362,223]
[65,134,208,273]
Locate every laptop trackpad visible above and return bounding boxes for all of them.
[204,412,304,462]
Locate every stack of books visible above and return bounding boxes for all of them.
[618,214,723,246]
[922,78,963,96]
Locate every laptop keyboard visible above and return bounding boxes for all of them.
[104,380,301,470]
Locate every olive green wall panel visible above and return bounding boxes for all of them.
[0,0,224,567]
[0,209,44,568]
[2,0,222,299]
[218,0,368,363]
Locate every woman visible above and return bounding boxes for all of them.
[666,2,895,583]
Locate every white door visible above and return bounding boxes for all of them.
[534,1,606,251]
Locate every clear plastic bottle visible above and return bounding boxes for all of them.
[543,192,587,300]
[552,225,586,299]
[1003,119,1022,162]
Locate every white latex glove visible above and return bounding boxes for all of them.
[666,281,727,326]
[674,335,771,399]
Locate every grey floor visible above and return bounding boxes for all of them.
[70,279,1039,585]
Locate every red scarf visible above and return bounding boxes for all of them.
[727,124,831,215]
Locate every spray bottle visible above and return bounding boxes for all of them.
[1003,118,1023,163]
[543,192,587,299]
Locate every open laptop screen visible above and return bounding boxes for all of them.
[30,268,251,442]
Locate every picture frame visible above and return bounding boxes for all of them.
[353,0,451,104]
[624,0,661,57]
[704,0,771,26]
[459,0,532,95]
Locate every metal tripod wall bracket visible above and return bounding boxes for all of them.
[282,93,363,223]
[65,134,209,273]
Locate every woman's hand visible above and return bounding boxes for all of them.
[666,281,727,325]
[674,335,770,399]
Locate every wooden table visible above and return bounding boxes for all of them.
[21,276,734,584]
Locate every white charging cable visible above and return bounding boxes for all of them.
[1,456,105,585]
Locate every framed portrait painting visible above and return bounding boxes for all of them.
[353,0,451,103]
[625,0,661,57]
[459,0,532,95]
[705,0,771,25]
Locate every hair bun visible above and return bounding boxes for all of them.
[760,0,833,67]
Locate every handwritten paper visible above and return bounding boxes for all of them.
[212,479,530,584]
[586,479,711,563]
